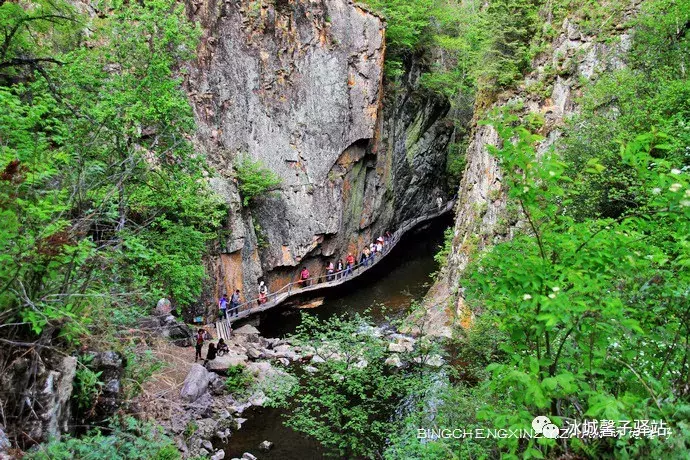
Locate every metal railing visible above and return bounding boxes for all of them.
[219,199,455,325]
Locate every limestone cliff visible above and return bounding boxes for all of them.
[186,0,453,314]
[425,17,633,336]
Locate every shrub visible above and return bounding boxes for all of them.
[234,155,282,207]
[224,364,254,396]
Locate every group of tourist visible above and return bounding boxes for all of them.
[216,231,394,319]
[195,328,230,367]
[324,231,392,282]
[217,290,241,319]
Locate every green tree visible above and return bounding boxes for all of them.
[461,111,690,457]
[277,313,437,458]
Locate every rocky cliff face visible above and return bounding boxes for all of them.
[186,0,453,313]
[425,18,632,335]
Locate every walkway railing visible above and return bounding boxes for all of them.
[216,200,455,334]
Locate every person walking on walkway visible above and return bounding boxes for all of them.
[326,262,335,281]
[203,342,217,368]
[218,293,228,319]
[376,237,384,254]
[299,267,310,287]
[195,329,205,362]
[258,281,268,304]
[361,246,371,267]
[336,259,344,279]
[345,253,355,276]
[229,289,240,317]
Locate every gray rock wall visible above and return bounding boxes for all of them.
[186,0,454,314]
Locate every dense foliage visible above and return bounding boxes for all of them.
[396,1,690,458]
[25,417,180,460]
[0,0,225,343]
[0,0,224,452]
[273,313,441,458]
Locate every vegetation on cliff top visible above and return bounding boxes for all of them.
[410,0,690,458]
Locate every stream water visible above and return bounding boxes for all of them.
[223,215,452,459]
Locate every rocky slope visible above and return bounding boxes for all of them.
[185,0,453,315]
[424,17,634,336]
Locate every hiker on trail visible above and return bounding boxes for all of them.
[345,253,355,276]
[229,289,240,317]
[218,293,228,319]
[384,231,392,245]
[326,262,335,281]
[376,237,384,254]
[258,281,268,305]
[361,247,371,267]
[217,338,229,356]
[195,329,205,362]
[299,267,310,287]
[203,342,217,367]
[336,259,344,279]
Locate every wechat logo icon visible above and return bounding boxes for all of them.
[532,415,559,439]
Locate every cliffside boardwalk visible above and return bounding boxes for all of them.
[215,200,455,340]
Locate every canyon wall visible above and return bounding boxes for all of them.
[425,18,633,336]
[186,0,453,314]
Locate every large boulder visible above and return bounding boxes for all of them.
[233,324,260,336]
[180,364,213,403]
[207,353,249,372]
[155,298,173,316]
[161,315,194,347]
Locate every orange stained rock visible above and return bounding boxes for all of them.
[219,252,244,301]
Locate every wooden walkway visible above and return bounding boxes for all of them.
[216,200,455,340]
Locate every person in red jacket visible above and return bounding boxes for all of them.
[345,253,355,276]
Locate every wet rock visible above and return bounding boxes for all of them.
[303,365,318,373]
[310,355,325,364]
[216,430,230,443]
[180,364,213,403]
[211,450,226,460]
[242,453,257,460]
[258,440,274,452]
[202,440,214,451]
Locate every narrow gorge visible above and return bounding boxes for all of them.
[1,0,688,459]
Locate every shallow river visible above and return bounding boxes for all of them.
[223,215,451,459]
